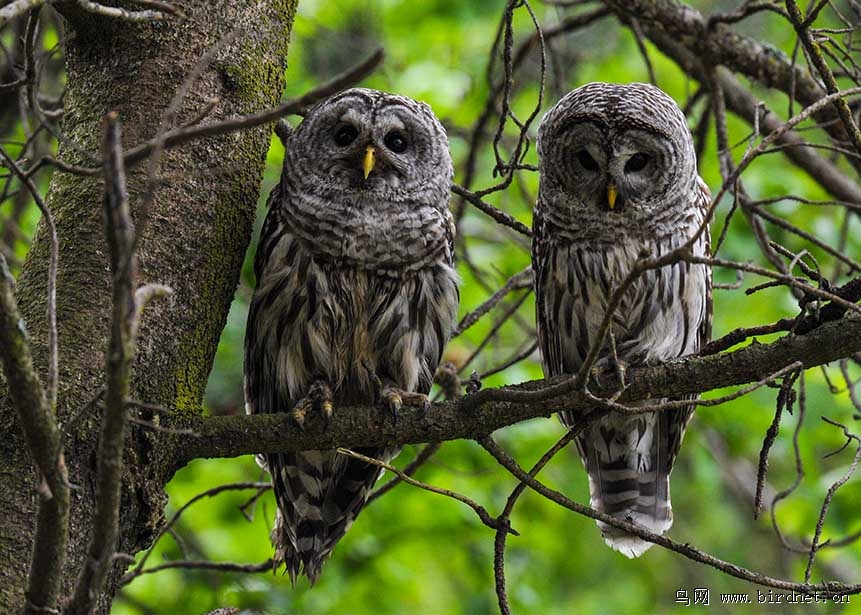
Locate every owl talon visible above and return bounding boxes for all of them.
[590,356,628,394]
[291,398,311,430]
[401,391,430,416]
[380,385,403,420]
[292,380,335,429]
[379,385,429,421]
[321,400,334,430]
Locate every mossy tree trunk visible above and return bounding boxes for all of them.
[0,2,296,611]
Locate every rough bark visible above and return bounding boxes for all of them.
[0,2,296,611]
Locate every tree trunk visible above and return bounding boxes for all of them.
[0,2,296,611]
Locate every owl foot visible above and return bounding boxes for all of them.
[379,385,430,422]
[590,356,628,399]
[292,380,334,430]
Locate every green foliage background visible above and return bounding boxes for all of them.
[50,1,855,613]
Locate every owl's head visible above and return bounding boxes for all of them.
[285,88,453,206]
[537,82,697,222]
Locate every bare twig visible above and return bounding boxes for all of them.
[754,368,800,518]
[122,559,272,583]
[451,184,532,237]
[0,257,69,613]
[122,481,271,586]
[785,0,861,155]
[0,0,46,28]
[367,442,443,506]
[455,267,532,336]
[74,0,179,22]
[336,448,514,534]
[46,48,386,178]
[68,112,137,615]
[479,435,860,598]
[805,418,861,582]
[0,145,58,411]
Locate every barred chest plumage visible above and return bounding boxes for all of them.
[248,228,459,411]
[536,221,710,374]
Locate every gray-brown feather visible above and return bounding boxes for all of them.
[533,83,712,557]
[244,89,458,583]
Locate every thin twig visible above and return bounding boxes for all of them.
[336,448,515,535]
[479,436,860,598]
[123,481,272,586]
[0,145,58,411]
[68,111,137,615]
[74,0,179,22]
[805,418,861,582]
[366,442,443,506]
[455,267,532,336]
[451,184,532,237]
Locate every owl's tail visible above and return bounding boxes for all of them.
[570,407,691,558]
[267,446,395,585]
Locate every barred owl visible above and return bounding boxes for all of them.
[244,88,459,584]
[532,83,712,557]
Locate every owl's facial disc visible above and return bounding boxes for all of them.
[606,130,677,213]
[326,111,419,191]
[566,142,621,212]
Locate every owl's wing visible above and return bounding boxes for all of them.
[532,203,566,378]
[244,184,308,417]
[245,185,461,583]
[695,176,713,350]
[664,176,713,466]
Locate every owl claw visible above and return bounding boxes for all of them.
[321,400,334,430]
[402,392,431,417]
[291,398,311,430]
[590,356,628,396]
[291,380,335,430]
[380,385,403,422]
[379,385,429,421]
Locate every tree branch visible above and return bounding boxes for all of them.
[0,0,46,28]
[0,259,69,612]
[606,0,861,169]
[479,435,860,598]
[68,112,138,615]
[177,314,861,463]
[640,28,861,205]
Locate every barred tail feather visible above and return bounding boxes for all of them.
[574,408,688,558]
[583,456,672,558]
[269,447,393,585]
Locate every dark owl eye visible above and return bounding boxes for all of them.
[333,124,358,147]
[625,153,650,172]
[576,150,599,171]
[384,130,408,153]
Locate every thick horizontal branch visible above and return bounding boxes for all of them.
[607,0,825,105]
[177,315,861,465]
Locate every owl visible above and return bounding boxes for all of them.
[244,88,459,584]
[532,83,712,557]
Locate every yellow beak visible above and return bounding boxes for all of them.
[607,183,617,210]
[362,145,376,180]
